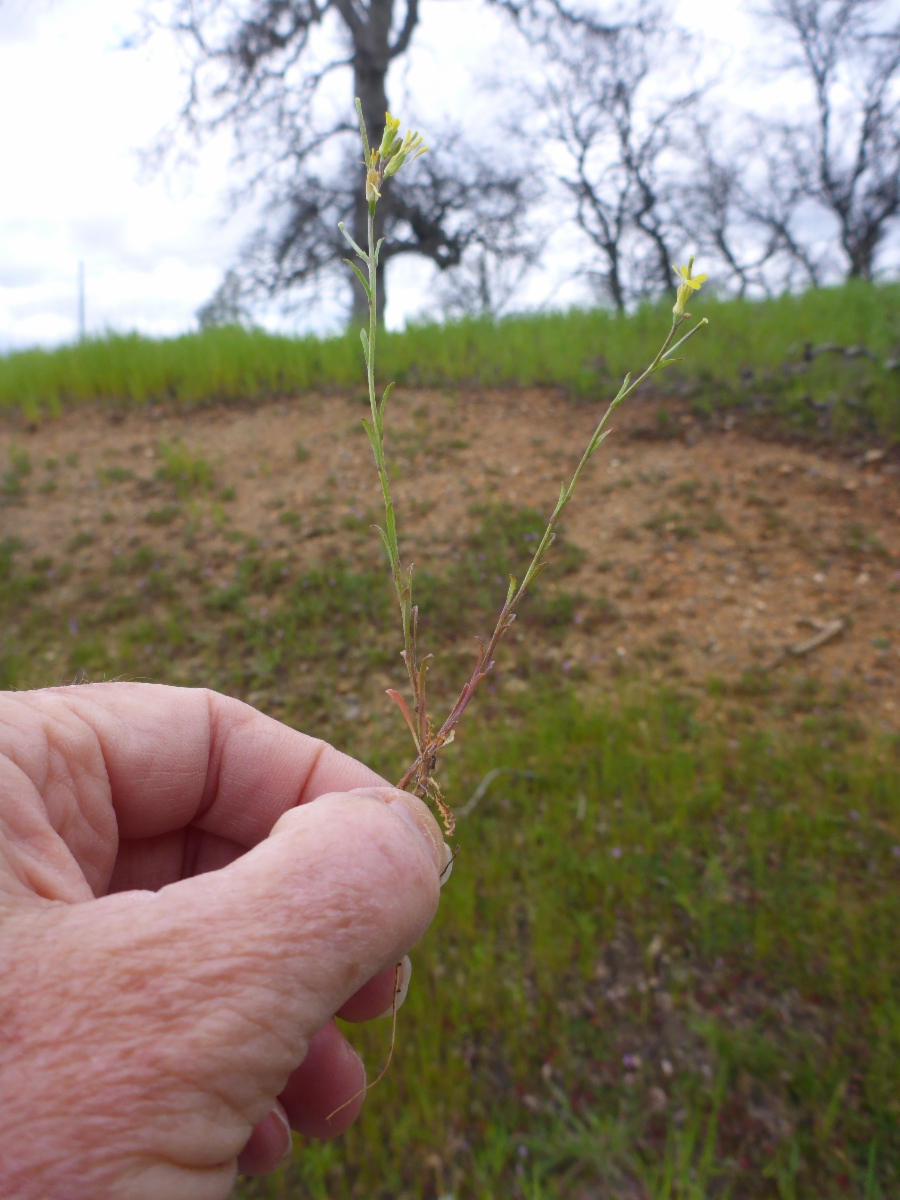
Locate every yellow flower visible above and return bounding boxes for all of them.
[672,257,707,316]
[383,128,428,179]
[357,100,429,210]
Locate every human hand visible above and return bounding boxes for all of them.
[0,683,448,1200]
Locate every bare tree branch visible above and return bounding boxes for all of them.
[143,0,535,324]
[532,7,704,310]
[764,0,900,278]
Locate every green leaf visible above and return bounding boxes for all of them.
[346,260,372,301]
[506,575,517,604]
[374,237,385,265]
[338,225,368,262]
[360,327,370,363]
[375,525,392,561]
[355,98,371,164]
[588,428,612,457]
[378,382,395,434]
[361,416,379,455]
[526,561,549,588]
[615,372,632,400]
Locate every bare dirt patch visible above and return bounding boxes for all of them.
[2,387,898,732]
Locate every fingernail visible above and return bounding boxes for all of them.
[272,1101,293,1164]
[386,791,447,874]
[377,955,412,1018]
[440,841,453,888]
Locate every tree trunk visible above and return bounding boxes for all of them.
[607,243,625,314]
[351,15,393,326]
[844,223,876,281]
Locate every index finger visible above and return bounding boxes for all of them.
[8,682,388,847]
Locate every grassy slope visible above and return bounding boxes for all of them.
[2,281,899,441]
[247,690,900,1200]
[2,475,899,1197]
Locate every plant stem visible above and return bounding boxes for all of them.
[396,312,708,797]
[359,205,425,756]
[342,102,709,827]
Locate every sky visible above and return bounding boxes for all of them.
[0,0,765,351]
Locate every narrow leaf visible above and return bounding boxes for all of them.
[473,635,485,669]
[506,574,517,604]
[355,98,371,164]
[527,561,549,587]
[360,326,370,362]
[615,372,632,399]
[386,689,420,747]
[361,416,379,454]
[346,260,372,300]
[588,428,612,457]
[417,653,433,698]
[375,525,393,559]
[338,225,368,262]
[378,381,395,433]
[374,237,385,265]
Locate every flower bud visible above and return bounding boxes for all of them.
[383,151,407,179]
[379,113,402,159]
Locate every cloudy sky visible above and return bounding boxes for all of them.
[0,0,760,350]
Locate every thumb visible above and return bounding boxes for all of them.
[1,788,445,1200]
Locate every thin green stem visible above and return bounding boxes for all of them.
[513,313,707,604]
[345,101,709,816]
[395,311,709,794]
[361,203,423,752]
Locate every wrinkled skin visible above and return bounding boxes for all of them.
[0,684,446,1200]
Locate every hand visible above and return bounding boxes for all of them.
[0,683,448,1200]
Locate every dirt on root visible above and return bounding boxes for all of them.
[2,386,899,733]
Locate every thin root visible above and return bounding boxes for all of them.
[325,961,402,1124]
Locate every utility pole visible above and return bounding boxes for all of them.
[77,261,85,341]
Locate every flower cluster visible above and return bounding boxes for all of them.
[361,106,428,210]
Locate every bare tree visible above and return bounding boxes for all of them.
[435,239,539,319]
[196,269,250,327]
[676,119,826,296]
[141,0,534,323]
[766,0,900,279]
[530,8,705,311]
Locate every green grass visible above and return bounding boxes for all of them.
[0,504,590,723]
[3,483,899,1197]
[238,689,900,1200]
[2,281,899,442]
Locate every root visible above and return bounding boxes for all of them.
[326,961,403,1124]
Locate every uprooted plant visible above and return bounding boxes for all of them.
[340,101,708,836]
[323,104,709,1120]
